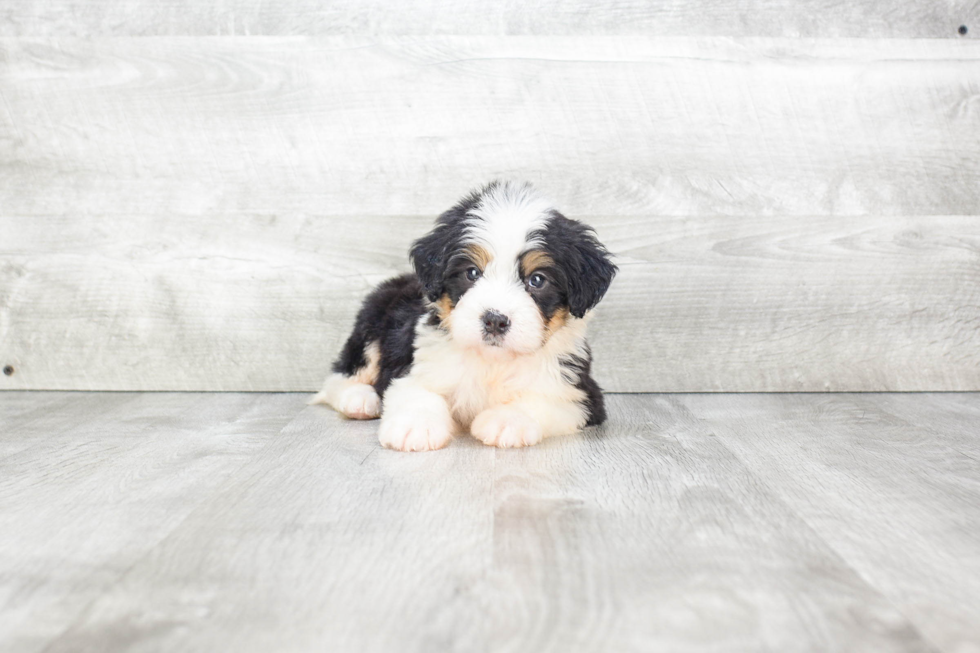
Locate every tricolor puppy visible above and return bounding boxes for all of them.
[312,181,617,451]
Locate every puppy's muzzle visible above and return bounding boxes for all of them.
[481,310,511,338]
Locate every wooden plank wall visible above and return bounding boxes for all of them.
[1,3,978,392]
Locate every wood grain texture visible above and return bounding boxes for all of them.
[596,214,980,392]
[29,395,941,652]
[0,392,306,653]
[42,403,500,653]
[0,391,89,429]
[473,395,934,652]
[1,0,977,38]
[679,392,980,653]
[1,37,979,218]
[2,213,978,392]
[0,392,138,459]
[3,36,979,392]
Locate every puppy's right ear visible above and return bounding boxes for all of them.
[410,223,451,302]
[411,190,481,302]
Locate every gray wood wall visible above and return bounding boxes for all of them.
[1,2,978,392]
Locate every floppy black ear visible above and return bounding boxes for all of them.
[542,214,617,318]
[410,224,452,302]
[410,190,484,302]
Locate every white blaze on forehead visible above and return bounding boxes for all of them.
[464,182,554,277]
[450,182,553,355]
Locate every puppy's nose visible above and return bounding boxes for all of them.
[481,310,511,336]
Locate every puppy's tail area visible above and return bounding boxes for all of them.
[308,388,330,406]
[309,372,342,406]
[308,373,382,420]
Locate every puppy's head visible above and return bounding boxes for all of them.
[411,181,616,355]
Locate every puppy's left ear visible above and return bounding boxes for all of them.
[546,214,617,318]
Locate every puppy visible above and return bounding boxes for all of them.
[312,181,616,451]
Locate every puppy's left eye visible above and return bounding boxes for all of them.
[466,267,482,281]
[527,272,546,289]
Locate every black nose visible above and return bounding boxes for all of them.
[481,310,511,336]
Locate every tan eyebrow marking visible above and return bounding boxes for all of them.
[464,244,493,270]
[520,250,554,276]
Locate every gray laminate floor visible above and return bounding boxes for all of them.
[1,392,978,653]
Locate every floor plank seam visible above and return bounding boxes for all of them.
[5,392,977,651]
[30,399,312,652]
[675,399,950,653]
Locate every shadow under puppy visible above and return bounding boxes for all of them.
[312,181,617,451]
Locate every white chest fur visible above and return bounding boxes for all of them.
[411,314,591,427]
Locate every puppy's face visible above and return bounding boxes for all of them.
[411,182,617,356]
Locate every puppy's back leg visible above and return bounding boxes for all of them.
[310,340,382,420]
[311,272,424,419]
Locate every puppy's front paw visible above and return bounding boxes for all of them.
[378,410,454,452]
[471,406,543,448]
[336,384,381,420]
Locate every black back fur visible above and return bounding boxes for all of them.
[331,273,426,396]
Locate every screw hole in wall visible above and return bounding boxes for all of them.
[3,365,13,376]
[959,25,969,35]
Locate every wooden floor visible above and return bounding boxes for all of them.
[1,392,978,652]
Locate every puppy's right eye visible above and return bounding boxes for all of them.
[465,267,482,281]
